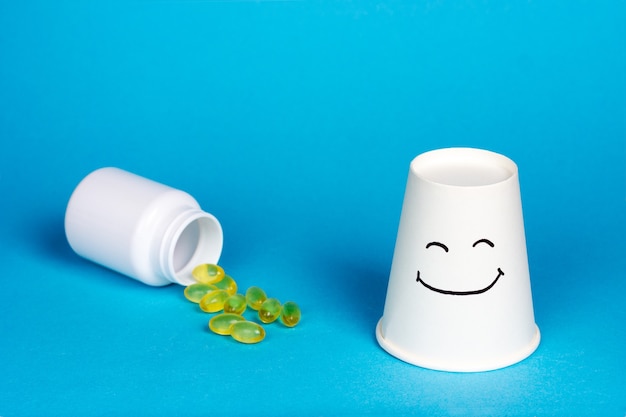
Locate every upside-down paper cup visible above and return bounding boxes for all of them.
[376,148,540,372]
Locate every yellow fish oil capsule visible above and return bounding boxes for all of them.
[192,264,225,284]
[184,283,218,303]
[199,289,229,313]
[245,286,267,310]
[209,313,245,335]
[230,321,266,344]
[213,274,238,296]
[279,301,301,327]
[258,298,281,323]
[223,294,247,315]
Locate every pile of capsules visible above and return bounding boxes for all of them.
[183,263,301,344]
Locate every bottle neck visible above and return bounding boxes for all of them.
[158,208,223,285]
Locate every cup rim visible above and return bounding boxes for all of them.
[376,319,540,372]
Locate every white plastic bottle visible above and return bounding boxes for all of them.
[64,167,223,286]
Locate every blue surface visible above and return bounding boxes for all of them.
[1,1,625,415]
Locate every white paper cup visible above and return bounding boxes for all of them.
[376,148,540,372]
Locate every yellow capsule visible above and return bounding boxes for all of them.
[199,289,229,313]
[279,301,301,327]
[213,274,238,296]
[209,313,245,335]
[231,321,266,344]
[245,286,267,311]
[258,298,281,324]
[223,294,247,315]
[192,264,225,284]
[183,283,218,303]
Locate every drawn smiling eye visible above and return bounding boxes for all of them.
[472,238,495,248]
[425,241,449,252]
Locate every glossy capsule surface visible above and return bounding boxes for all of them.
[209,313,245,335]
[184,283,217,303]
[230,321,265,344]
[258,298,281,323]
[192,264,225,284]
[199,289,229,313]
[245,286,267,311]
[279,301,301,327]
[213,275,238,296]
[223,294,247,315]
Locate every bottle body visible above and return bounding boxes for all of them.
[64,167,223,286]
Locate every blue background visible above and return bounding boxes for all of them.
[1,1,625,416]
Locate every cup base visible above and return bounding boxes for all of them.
[376,318,540,372]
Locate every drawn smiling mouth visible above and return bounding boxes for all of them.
[416,268,505,296]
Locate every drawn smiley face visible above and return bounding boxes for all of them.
[415,238,504,295]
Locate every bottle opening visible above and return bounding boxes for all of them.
[165,212,223,285]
